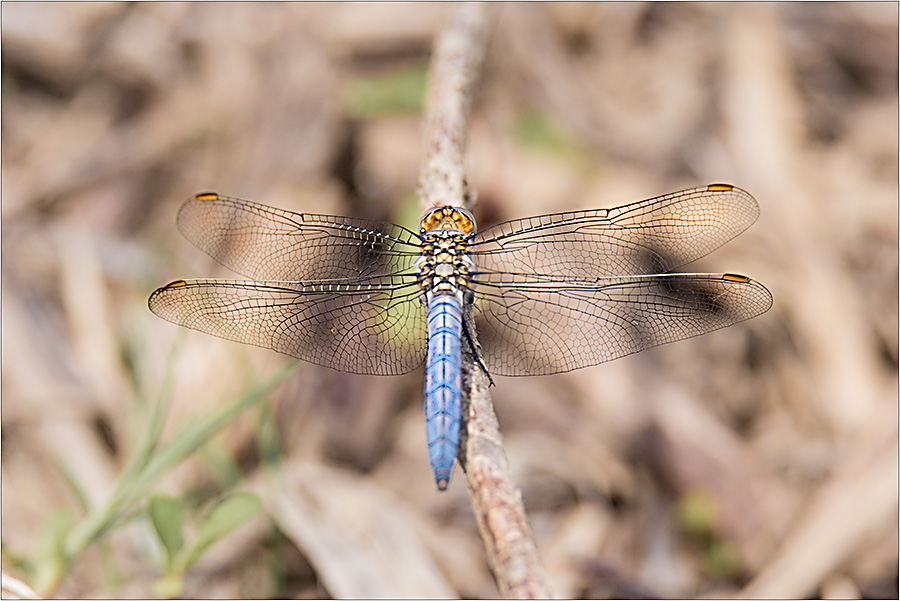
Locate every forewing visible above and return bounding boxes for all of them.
[472,272,772,376]
[148,276,426,375]
[176,193,422,281]
[470,185,759,278]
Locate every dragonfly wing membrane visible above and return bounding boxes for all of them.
[472,272,772,376]
[148,277,426,375]
[470,185,759,279]
[177,193,422,281]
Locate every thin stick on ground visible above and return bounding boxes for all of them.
[417,4,552,598]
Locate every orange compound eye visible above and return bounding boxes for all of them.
[419,207,476,235]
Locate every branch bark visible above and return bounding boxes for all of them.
[418,4,552,598]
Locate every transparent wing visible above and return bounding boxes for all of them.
[471,272,772,376]
[470,185,759,278]
[176,193,423,281]
[148,275,426,375]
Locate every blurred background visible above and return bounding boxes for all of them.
[2,3,897,598]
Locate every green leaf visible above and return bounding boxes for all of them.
[151,573,184,599]
[55,458,91,514]
[253,403,283,472]
[148,495,185,566]
[47,355,295,596]
[126,361,297,504]
[62,333,189,563]
[184,492,262,569]
[200,437,243,491]
[32,508,75,595]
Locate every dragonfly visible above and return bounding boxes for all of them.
[149,183,772,490]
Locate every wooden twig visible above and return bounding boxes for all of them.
[418,3,487,212]
[417,4,552,598]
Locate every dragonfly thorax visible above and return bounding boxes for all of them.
[416,230,474,296]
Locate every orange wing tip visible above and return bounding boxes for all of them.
[163,280,188,288]
[707,183,735,192]
[722,273,752,283]
[195,193,219,202]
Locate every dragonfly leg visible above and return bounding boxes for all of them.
[462,302,495,387]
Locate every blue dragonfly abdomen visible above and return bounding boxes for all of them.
[423,292,464,490]
[148,184,773,490]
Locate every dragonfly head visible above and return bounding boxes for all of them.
[419,206,476,235]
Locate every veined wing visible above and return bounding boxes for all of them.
[469,184,759,279]
[148,274,426,375]
[176,193,423,281]
[471,272,772,376]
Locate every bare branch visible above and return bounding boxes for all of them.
[418,3,488,211]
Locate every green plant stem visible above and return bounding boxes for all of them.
[50,360,297,594]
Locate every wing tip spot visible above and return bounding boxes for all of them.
[722,273,751,283]
[707,183,735,192]
[195,193,219,202]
